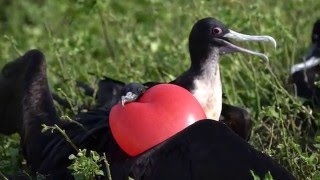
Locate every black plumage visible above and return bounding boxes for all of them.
[54,78,253,140]
[290,19,320,106]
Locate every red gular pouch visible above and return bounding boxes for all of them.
[109,84,207,156]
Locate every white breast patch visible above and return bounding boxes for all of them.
[192,66,222,121]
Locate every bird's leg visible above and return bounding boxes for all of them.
[120,83,147,107]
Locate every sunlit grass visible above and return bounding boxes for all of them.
[0,0,320,179]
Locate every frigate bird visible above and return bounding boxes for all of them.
[0,18,294,180]
[290,19,320,106]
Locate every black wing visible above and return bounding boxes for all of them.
[0,54,29,135]
[128,120,294,180]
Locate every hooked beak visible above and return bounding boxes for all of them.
[121,92,139,107]
[121,98,127,107]
[290,44,320,74]
[217,29,277,62]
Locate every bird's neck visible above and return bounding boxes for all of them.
[190,48,222,121]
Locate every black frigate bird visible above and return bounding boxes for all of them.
[0,18,294,180]
[290,19,320,106]
[288,19,320,137]
[53,17,277,141]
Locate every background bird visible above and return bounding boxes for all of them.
[290,19,320,107]
[288,19,320,139]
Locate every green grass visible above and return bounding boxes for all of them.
[0,0,320,179]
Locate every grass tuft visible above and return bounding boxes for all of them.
[0,0,320,179]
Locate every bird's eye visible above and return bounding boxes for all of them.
[212,27,222,35]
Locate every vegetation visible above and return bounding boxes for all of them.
[0,0,320,179]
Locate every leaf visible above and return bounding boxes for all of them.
[69,154,76,160]
[95,170,104,176]
[313,144,320,149]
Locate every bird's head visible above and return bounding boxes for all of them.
[304,19,320,59]
[188,17,276,66]
[120,83,147,107]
